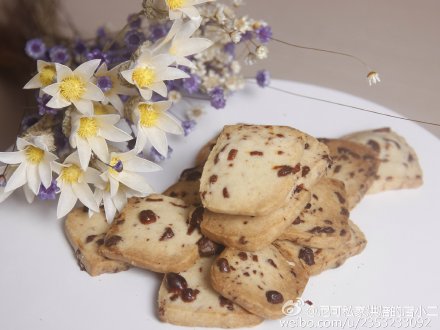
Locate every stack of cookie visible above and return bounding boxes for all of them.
[63,124,423,329]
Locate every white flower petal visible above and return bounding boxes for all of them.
[156,113,184,135]
[46,92,71,109]
[96,114,121,126]
[157,67,189,81]
[75,59,101,80]
[149,81,168,97]
[83,82,105,101]
[76,137,92,169]
[113,189,128,212]
[16,138,31,151]
[121,69,135,84]
[179,6,200,19]
[150,54,175,69]
[109,176,120,197]
[134,129,148,153]
[0,151,25,164]
[85,167,103,186]
[145,127,168,156]
[175,56,196,69]
[23,184,35,204]
[57,184,77,218]
[124,156,162,173]
[37,60,51,72]
[23,74,42,89]
[39,161,52,189]
[103,193,117,222]
[139,88,153,100]
[27,164,41,195]
[73,183,99,213]
[153,101,172,113]
[118,172,153,195]
[169,9,182,20]
[88,136,109,162]
[4,163,27,193]
[55,63,73,81]
[42,83,61,97]
[64,151,82,167]
[107,94,124,113]
[0,189,13,203]
[72,99,94,115]
[100,125,132,142]
[175,38,213,57]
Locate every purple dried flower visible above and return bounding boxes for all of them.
[209,87,226,109]
[127,13,142,29]
[120,95,130,103]
[96,76,113,93]
[255,25,272,43]
[38,181,60,201]
[73,39,88,56]
[182,74,201,94]
[149,24,168,42]
[181,120,196,136]
[256,70,271,87]
[86,48,109,65]
[49,46,70,64]
[21,114,39,131]
[149,146,173,163]
[240,31,254,42]
[25,38,46,60]
[224,42,236,56]
[37,94,58,115]
[124,30,146,51]
[97,26,107,39]
[112,160,124,173]
[0,175,6,187]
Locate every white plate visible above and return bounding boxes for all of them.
[1,80,439,330]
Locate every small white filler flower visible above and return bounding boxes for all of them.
[367,71,381,86]
[43,59,104,115]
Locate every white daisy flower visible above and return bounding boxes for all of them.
[0,165,15,203]
[104,150,161,200]
[53,151,101,218]
[0,137,57,196]
[121,49,189,100]
[70,111,132,169]
[94,62,137,114]
[132,101,183,155]
[23,60,57,90]
[165,0,213,20]
[367,71,381,86]
[43,59,104,115]
[156,19,213,69]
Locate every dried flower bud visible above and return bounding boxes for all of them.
[230,30,242,44]
[168,90,182,103]
[255,45,269,59]
[244,52,257,65]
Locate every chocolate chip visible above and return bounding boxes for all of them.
[305,300,313,306]
[219,296,234,310]
[227,149,238,160]
[188,206,204,235]
[294,184,304,194]
[277,150,284,155]
[340,207,349,216]
[238,236,247,244]
[252,255,258,262]
[299,247,315,266]
[308,226,335,234]
[238,252,248,261]
[165,273,188,294]
[160,227,175,241]
[179,167,202,181]
[292,217,304,225]
[301,166,310,177]
[181,288,200,302]
[139,210,157,224]
[267,259,277,268]
[216,258,230,273]
[340,229,347,236]
[250,151,263,156]
[334,191,346,204]
[223,187,230,198]
[266,290,284,304]
[95,238,105,246]
[209,175,218,184]
[305,143,310,149]
[85,235,97,243]
[146,197,164,202]
[274,165,293,177]
[197,237,222,257]
[367,139,380,153]
[334,165,342,174]
[105,235,122,247]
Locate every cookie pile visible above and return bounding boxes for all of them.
[64,124,423,328]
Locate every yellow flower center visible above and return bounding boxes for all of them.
[132,67,156,88]
[59,76,86,101]
[77,117,99,138]
[25,146,45,164]
[60,165,82,184]
[138,104,160,127]
[39,65,56,86]
[167,0,186,10]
